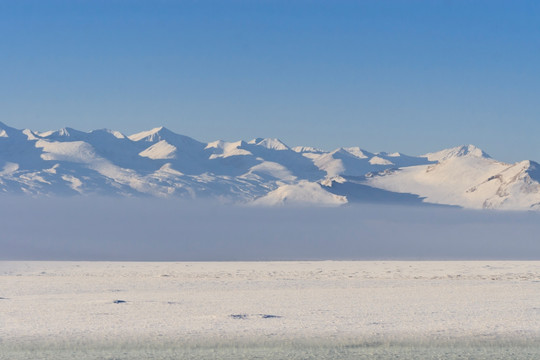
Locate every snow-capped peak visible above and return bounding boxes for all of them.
[292,146,325,154]
[248,138,289,150]
[206,140,252,159]
[331,147,371,159]
[0,121,539,211]
[342,147,369,159]
[206,140,246,150]
[424,145,490,162]
[39,127,86,139]
[91,129,126,139]
[22,129,38,140]
[128,127,204,153]
[205,140,225,149]
[129,126,168,142]
[57,128,72,137]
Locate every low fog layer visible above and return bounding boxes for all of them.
[1,197,539,261]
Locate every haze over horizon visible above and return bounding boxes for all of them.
[2,197,540,261]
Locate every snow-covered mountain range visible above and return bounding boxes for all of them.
[1,121,539,210]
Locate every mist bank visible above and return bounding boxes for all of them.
[1,197,539,261]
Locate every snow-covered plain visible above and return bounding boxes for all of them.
[2,261,540,359]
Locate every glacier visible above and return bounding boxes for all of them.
[0,121,539,210]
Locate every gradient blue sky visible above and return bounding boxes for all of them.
[0,0,538,162]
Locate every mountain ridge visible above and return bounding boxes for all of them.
[0,122,538,210]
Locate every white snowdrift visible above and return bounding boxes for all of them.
[253,181,347,206]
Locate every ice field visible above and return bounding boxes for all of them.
[1,261,540,359]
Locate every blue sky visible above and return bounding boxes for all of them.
[0,0,539,162]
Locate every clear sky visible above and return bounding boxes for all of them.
[0,0,539,162]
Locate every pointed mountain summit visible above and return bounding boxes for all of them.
[0,120,15,131]
[424,145,490,162]
[38,127,89,140]
[129,126,205,151]
[205,140,252,159]
[129,126,170,142]
[248,138,289,151]
[292,146,325,154]
[0,121,28,140]
[0,121,538,210]
[339,147,370,159]
[90,129,126,139]
[0,121,9,137]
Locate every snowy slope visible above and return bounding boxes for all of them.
[0,122,539,210]
[252,181,347,206]
[363,146,540,210]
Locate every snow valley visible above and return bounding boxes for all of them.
[0,122,539,210]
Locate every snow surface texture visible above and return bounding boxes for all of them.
[1,261,540,359]
[1,122,540,209]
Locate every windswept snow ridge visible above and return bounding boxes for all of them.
[0,121,539,210]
